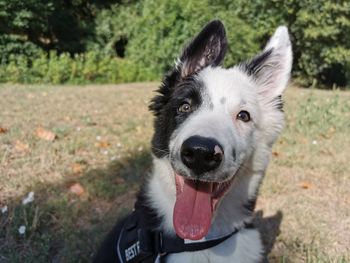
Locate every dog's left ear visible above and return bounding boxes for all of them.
[242,26,292,97]
[179,20,227,78]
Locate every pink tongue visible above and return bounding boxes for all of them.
[173,178,213,240]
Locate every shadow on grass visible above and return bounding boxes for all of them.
[0,151,152,263]
[254,210,283,258]
[0,151,283,263]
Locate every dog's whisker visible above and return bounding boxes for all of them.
[151,146,170,155]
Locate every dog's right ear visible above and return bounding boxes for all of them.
[178,20,227,78]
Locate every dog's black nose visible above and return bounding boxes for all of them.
[181,136,224,175]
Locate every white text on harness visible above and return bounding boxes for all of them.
[125,241,140,261]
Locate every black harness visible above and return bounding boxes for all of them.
[116,210,244,263]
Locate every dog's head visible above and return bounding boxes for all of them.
[149,20,292,240]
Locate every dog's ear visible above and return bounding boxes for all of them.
[179,20,227,78]
[242,26,292,97]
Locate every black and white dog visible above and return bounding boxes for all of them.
[94,20,292,263]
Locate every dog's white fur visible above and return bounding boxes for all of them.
[147,26,292,263]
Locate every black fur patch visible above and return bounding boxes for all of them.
[148,67,181,117]
[239,48,273,78]
[273,95,284,111]
[243,198,257,214]
[149,75,203,158]
[232,148,236,161]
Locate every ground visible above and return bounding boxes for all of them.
[0,83,349,263]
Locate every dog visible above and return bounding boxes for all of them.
[93,20,292,263]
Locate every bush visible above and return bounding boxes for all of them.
[0,35,43,64]
[0,0,96,54]
[93,0,259,78]
[0,50,153,84]
[0,0,349,87]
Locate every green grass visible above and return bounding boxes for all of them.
[0,83,349,262]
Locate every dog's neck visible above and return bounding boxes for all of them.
[146,153,267,239]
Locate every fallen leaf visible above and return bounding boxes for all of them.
[114,177,125,185]
[300,137,308,144]
[328,127,336,134]
[300,181,313,189]
[14,140,29,153]
[0,127,7,134]
[36,127,56,141]
[95,140,110,148]
[69,183,85,196]
[72,163,83,174]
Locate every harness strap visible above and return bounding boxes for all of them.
[116,211,248,263]
[151,228,237,254]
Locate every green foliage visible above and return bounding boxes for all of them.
[0,35,43,64]
[0,0,349,87]
[0,0,96,53]
[233,0,350,87]
[93,0,258,77]
[0,50,153,84]
[294,1,350,86]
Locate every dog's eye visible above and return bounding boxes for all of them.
[237,111,251,122]
[178,102,192,113]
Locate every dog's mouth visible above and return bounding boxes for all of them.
[173,173,234,240]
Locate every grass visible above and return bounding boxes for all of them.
[0,83,349,262]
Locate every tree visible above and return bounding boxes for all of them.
[233,0,350,86]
